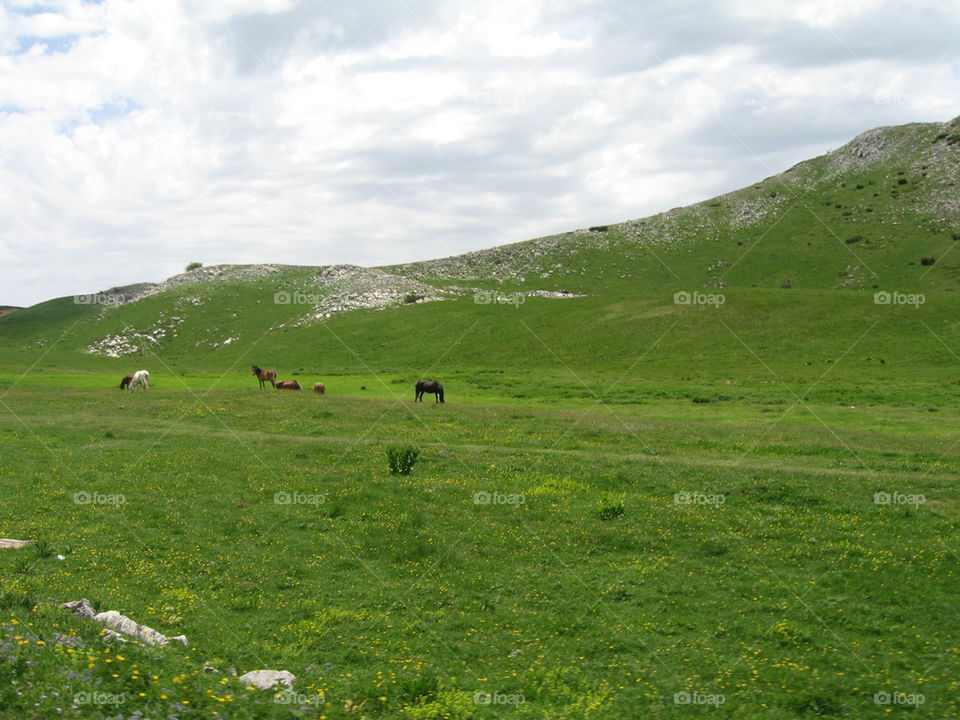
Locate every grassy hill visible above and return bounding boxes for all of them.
[1,115,958,403]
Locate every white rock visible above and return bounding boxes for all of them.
[63,599,186,647]
[93,610,170,646]
[0,538,32,549]
[238,670,296,690]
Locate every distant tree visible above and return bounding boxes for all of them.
[186,262,203,271]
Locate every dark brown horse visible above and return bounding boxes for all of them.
[415,379,444,403]
[275,380,301,390]
[252,365,277,389]
[119,375,133,390]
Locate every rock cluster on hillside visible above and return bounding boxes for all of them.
[86,315,184,357]
[279,264,453,326]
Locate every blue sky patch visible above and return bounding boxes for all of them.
[89,97,142,124]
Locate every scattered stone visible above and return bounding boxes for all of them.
[0,538,33,549]
[62,598,187,647]
[238,669,296,690]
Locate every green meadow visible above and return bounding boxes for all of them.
[2,117,960,717]
[1,363,959,719]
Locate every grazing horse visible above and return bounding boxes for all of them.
[313,382,325,395]
[129,370,149,392]
[415,379,444,403]
[275,380,301,390]
[119,375,133,390]
[252,365,277,389]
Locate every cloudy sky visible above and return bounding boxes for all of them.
[2,0,959,306]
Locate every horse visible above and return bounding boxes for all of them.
[415,379,444,403]
[119,375,133,390]
[252,365,277,389]
[275,380,301,390]
[313,382,325,395]
[129,370,149,392]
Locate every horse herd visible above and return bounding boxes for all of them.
[115,366,445,402]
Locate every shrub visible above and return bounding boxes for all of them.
[185,262,203,271]
[387,446,420,475]
[597,495,625,520]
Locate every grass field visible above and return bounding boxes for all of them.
[2,117,959,717]
[2,371,959,718]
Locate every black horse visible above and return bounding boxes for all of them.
[415,379,444,403]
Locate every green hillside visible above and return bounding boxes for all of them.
[2,115,959,395]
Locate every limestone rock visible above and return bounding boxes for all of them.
[238,669,296,690]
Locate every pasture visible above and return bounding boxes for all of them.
[1,373,958,718]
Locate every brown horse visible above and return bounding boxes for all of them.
[275,380,301,390]
[252,365,277,389]
[119,375,133,390]
[313,382,325,395]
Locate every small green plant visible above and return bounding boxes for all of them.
[185,261,203,271]
[387,445,420,475]
[596,494,625,520]
[31,539,52,559]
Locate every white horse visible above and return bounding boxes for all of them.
[130,370,150,392]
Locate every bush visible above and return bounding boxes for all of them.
[185,262,203,271]
[597,495,625,520]
[387,446,420,475]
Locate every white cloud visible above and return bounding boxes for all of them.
[1,0,959,306]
